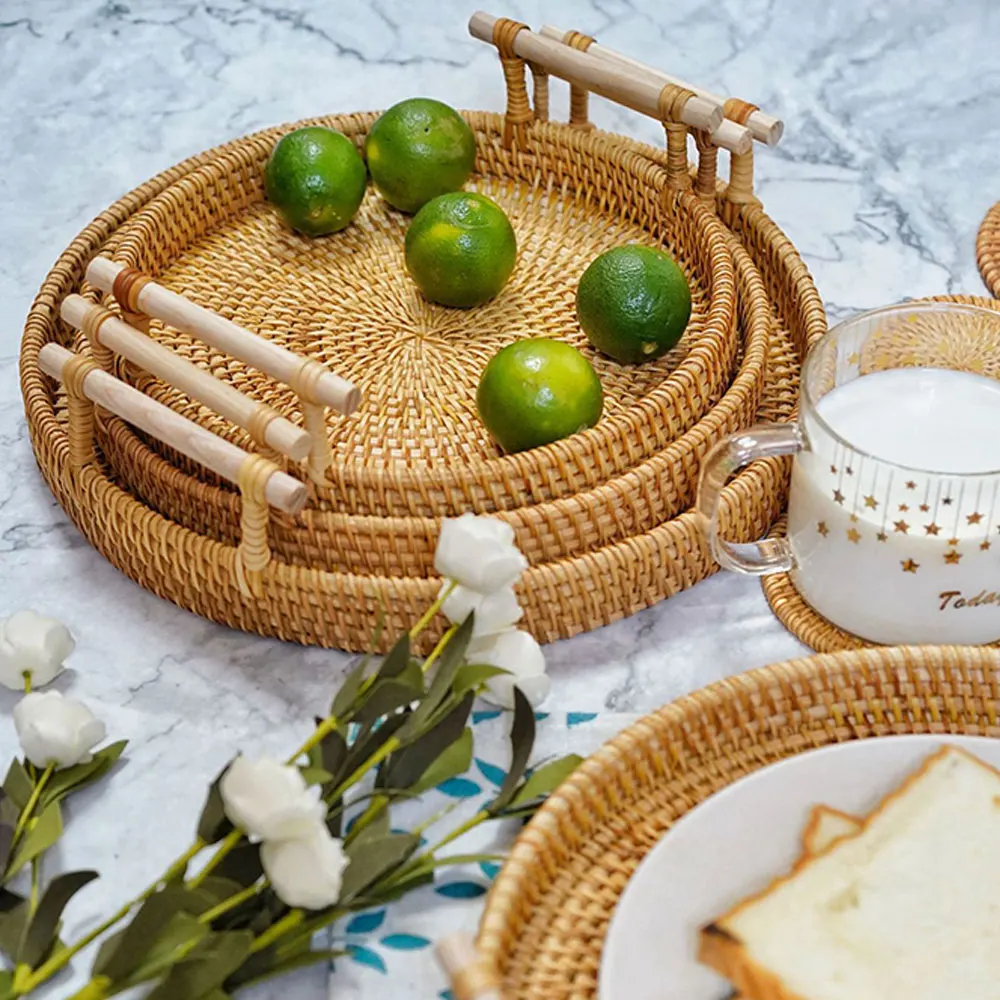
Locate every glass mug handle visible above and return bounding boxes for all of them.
[696,424,805,575]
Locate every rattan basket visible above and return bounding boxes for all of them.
[20,17,825,650]
[977,200,1000,298]
[477,643,1000,997]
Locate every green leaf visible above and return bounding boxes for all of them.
[17,869,98,967]
[227,947,347,990]
[213,843,263,889]
[120,912,210,987]
[197,760,235,845]
[353,662,424,726]
[298,766,334,787]
[411,729,474,794]
[381,693,474,791]
[0,970,12,994]
[0,902,28,964]
[488,687,535,815]
[340,833,420,903]
[330,657,373,721]
[376,632,411,681]
[2,761,32,812]
[38,741,128,811]
[95,886,214,980]
[346,799,390,847]
[316,727,347,781]
[4,802,62,881]
[195,877,245,905]
[507,755,583,811]
[452,663,508,698]
[146,930,253,1000]
[341,713,409,778]
[402,615,476,738]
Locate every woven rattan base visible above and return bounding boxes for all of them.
[477,644,1000,997]
[977,200,1000,298]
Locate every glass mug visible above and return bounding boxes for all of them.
[697,302,1000,645]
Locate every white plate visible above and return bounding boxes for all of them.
[599,734,1000,1000]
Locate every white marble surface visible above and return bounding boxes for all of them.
[1,0,998,995]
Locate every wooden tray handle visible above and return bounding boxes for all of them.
[62,295,311,463]
[436,935,504,1000]
[85,256,359,484]
[39,342,308,597]
[468,12,723,143]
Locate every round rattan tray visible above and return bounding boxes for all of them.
[477,644,1000,997]
[976,200,1000,298]
[20,29,825,650]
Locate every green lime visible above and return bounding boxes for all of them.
[366,98,476,214]
[405,192,517,308]
[264,126,367,236]
[576,245,692,364]
[476,339,604,454]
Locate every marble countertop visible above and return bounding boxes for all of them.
[2,0,998,995]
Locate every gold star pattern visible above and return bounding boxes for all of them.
[968,512,984,525]
[948,537,959,546]
[901,559,919,573]
[832,489,845,504]
[919,503,930,513]
[924,522,941,536]
[876,531,888,542]
[982,540,992,551]
[894,520,910,534]
[829,464,837,474]
[942,497,953,506]
[846,466,854,476]
[864,495,879,510]
[817,521,829,537]
[898,503,909,512]
[850,513,859,523]
[906,481,917,490]
[847,528,861,544]
[847,351,860,364]
[944,550,962,565]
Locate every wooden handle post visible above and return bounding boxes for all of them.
[61,295,312,463]
[38,342,307,516]
[435,935,504,1000]
[84,257,361,416]
[539,24,783,146]
[468,12,723,132]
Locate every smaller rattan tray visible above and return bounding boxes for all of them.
[477,644,1000,998]
[977,200,1000,298]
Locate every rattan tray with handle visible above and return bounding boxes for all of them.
[20,15,825,650]
[477,644,1000,997]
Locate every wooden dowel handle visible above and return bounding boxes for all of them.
[38,343,308,516]
[435,935,504,1000]
[539,24,783,146]
[469,12,723,132]
[61,296,312,463]
[85,257,361,417]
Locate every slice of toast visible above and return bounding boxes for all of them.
[700,746,1000,1000]
[801,806,861,856]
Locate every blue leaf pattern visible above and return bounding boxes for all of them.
[567,712,598,727]
[435,881,487,899]
[472,710,502,724]
[474,758,506,786]
[346,909,386,934]
[348,945,387,974]
[533,712,549,721]
[437,776,481,798]
[479,861,502,880]
[440,992,455,1000]
[381,933,432,950]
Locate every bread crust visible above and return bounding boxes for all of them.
[698,746,1000,999]
[800,805,860,856]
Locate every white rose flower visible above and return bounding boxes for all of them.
[467,629,550,709]
[261,825,348,910]
[14,691,107,770]
[434,514,528,594]
[220,755,325,842]
[0,610,75,690]
[439,581,523,637]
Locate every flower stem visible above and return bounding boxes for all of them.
[421,623,459,675]
[199,881,262,924]
[425,808,489,855]
[29,857,40,911]
[327,737,400,803]
[188,828,241,889]
[409,581,456,640]
[21,673,31,695]
[63,975,113,1000]
[13,763,54,844]
[248,909,305,954]
[284,714,339,766]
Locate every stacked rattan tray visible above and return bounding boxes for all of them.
[19,15,826,650]
[477,644,1000,997]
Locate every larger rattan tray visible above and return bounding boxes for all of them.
[20,19,825,650]
[477,644,1000,997]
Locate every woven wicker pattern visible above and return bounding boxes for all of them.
[477,645,1000,998]
[22,107,825,650]
[762,295,1000,654]
[976,200,1000,298]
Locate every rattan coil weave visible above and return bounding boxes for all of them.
[977,200,1000,298]
[22,86,824,649]
[761,295,1000,654]
[477,644,1000,997]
